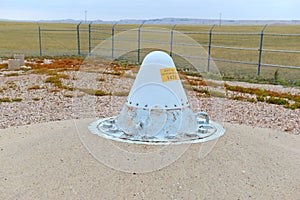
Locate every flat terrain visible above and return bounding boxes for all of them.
[1,21,300,84]
[0,57,299,199]
[0,58,299,134]
[1,119,299,199]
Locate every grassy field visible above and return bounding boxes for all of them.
[0,21,299,85]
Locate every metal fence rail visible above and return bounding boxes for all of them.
[3,22,299,77]
[86,23,300,76]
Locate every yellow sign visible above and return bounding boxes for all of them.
[160,68,179,82]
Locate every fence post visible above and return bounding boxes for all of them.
[38,23,42,57]
[207,24,216,72]
[111,22,118,59]
[137,21,145,63]
[88,22,92,56]
[257,24,268,76]
[77,22,82,56]
[170,24,177,57]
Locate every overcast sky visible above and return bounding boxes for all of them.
[1,0,299,21]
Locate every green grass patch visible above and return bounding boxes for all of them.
[48,89,60,93]
[192,87,226,98]
[225,84,268,96]
[229,96,246,101]
[224,84,300,109]
[286,102,300,110]
[96,77,106,82]
[103,71,123,76]
[0,97,11,102]
[28,85,41,90]
[12,98,22,102]
[225,84,300,102]
[46,70,58,76]
[65,86,76,91]
[180,71,203,78]
[4,72,19,77]
[44,72,72,90]
[78,88,110,96]
[45,76,62,87]
[32,97,41,101]
[56,73,70,79]
[63,93,74,98]
[31,68,54,75]
[113,91,129,96]
[247,98,257,103]
[31,68,70,76]
[192,87,210,95]
[256,96,265,102]
[266,97,289,106]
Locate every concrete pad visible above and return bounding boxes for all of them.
[8,59,21,70]
[0,119,299,199]
[14,54,25,66]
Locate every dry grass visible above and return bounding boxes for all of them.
[28,85,41,90]
[63,93,74,98]
[1,55,298,110]
[77,88,110,96]
[224,84,300,102]
[182,74,299,109]
[0,97,11,102]
[1,22,299,85]
[32,97,41,101]
[113,91,129,96]
[96,77,106,82]
[4,72,19,77]
[45,76,62,87]
[102,71,123,76]
[48,89,60,93]
[11,98,22,102]
[0,96,22,103]
[224,84,300,109]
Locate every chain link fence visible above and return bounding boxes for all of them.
[1,22,299,84]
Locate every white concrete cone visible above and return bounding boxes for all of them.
[116,51,199,139]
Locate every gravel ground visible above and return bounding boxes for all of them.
[0,71,299,135]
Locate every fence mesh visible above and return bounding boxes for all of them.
[0,22,299,84]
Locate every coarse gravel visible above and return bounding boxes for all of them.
[0,72,299,135]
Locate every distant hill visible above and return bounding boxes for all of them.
[97,18,300,25]
[2,18,300,25]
